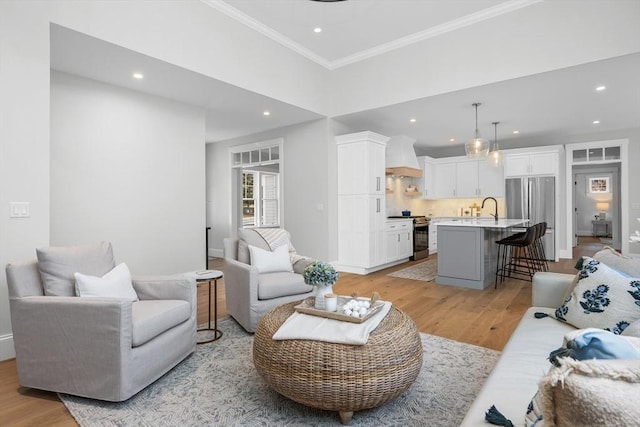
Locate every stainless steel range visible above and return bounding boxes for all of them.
[387,215,430,260]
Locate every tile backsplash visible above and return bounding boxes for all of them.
[385,176,505,218]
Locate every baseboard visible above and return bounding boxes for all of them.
[0,334,15,361]
[209,248,224,259]
[334,258,409,275]
[557,249,572,260]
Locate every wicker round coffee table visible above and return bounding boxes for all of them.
[253,300,422,425]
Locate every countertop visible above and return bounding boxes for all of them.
[434,218,529,229]
[385,217,414,222]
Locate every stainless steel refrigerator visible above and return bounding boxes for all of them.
[505,176,555,260]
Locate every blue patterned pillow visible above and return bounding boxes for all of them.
[555,257,640,334]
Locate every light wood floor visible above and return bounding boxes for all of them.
[0,237,606,426]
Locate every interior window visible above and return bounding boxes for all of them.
[231,140,282,229]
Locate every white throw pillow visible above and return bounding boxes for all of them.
[555,257,640,334]
[248,244,293,273]
[74,262,138,302]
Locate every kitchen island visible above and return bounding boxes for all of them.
[436,218,529,289]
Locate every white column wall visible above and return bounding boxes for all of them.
[51,71,206,274]
[0,3,51,361]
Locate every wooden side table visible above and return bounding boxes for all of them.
[187,270,223,344]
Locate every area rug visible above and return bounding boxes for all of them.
[60,318,499,426]
[387,258,437,282]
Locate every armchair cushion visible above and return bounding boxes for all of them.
[132,300,191,347]
[258,272,313,300]
[74,263,138,302]
[36,241,116,296]
[249,244,293,273]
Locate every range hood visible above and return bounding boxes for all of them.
[385,135,423,178]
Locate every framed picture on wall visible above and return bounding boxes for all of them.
[588,177,610,193]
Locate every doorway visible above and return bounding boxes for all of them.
[565,139,629,257]
[573,164,620,250]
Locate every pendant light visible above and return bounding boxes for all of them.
[465,103,490,158]
[488,121,503,167]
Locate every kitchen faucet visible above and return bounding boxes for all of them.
[481,197,499,222]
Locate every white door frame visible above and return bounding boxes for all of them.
[564,139,629,257]
[228,138,284,235]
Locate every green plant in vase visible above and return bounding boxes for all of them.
[303,261,339,309]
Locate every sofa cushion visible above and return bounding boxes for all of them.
[249,244,293,273]
[74,263,138,302]
[594,246,640,277]
[555,257,640,334]
[258,272,312,300]
[459,307,576,427]
[622,319,640,338]
[37,241,116,296]
[538,358,640,427]
[131,300,190,347]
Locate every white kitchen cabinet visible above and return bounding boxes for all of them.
[337,131,387,195]
[433,162,457,198]
[338,195,385,269]
[504,152,559,177]
[417,156,435,199]
[455,161,479,198]
[384,220,413,263]
[477,160,505,197]
[336,132,389,273]
[429,223,437,254]
[433,159,504,199]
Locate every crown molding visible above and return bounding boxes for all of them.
[201,0,334,69]
[201,0,543,70]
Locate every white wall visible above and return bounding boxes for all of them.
[51,71,206,274]
[207,119,333,260]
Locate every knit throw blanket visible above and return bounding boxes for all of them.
[253,228,311,265]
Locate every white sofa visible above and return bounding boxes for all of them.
[461,248,640,426]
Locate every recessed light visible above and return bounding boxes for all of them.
[592,120,600,124]
[314,27,322,33]
[449,138,455,143]
[596,85,606,91]
[263,111,271,116]
[512,130,520,134]
[409,118,416,123]
[133,73,144,79]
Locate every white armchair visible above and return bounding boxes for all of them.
[5,242,196,402]
[223,228,314,332]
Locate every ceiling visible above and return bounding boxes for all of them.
[50,1,640,153]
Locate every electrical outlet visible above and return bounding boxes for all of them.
[10,202,30,218]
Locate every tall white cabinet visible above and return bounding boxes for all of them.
[336,132,389,274]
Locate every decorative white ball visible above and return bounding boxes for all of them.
[350,311,360,318]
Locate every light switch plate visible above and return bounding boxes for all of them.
[10,202,30,218]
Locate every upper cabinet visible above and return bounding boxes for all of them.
[504,151,559,177]
[477,160,505,197]
[434,162,457,198]
[336,131,388,195]
[423,158,504,199]
[417,156,435,199]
